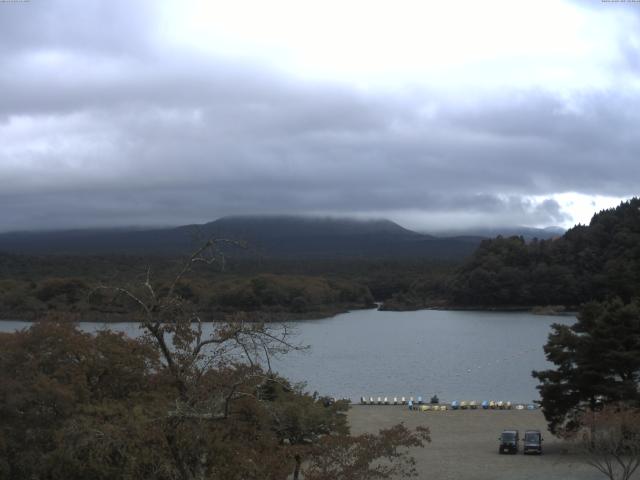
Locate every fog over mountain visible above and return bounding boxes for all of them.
[1,1,639,232]
[428,226,565,241]
[0,216,481,259]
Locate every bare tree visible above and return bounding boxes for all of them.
[579,405,640,480]
[99,238,303,480]
[89,238,430,480]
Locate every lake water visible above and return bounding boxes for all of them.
[0,308,574,403]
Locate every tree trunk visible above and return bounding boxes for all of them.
[293,454,302,480]
[166,423,194,480]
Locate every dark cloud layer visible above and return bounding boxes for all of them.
[0,1,639,232]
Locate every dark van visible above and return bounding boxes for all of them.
[499,430,519,454]
[523,430,543,454]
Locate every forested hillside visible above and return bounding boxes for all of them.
[450,198,640,307]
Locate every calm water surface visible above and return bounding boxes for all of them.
[1,309,574,403]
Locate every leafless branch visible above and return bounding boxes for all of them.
[144,266,157,303]
[579,405,640,480]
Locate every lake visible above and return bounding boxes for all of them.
[0,308,574,403]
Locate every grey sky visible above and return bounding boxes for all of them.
[1,0,639,232]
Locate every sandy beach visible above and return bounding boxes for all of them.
[348,405,604,480]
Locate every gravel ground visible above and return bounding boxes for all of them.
[348,405,606,480]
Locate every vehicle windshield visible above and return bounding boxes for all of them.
[525,433,540,443]
[501,432,516,442]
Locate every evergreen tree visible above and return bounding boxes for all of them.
[533,298,640,434]
[452,198,640,307]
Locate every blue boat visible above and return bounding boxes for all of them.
[451,400,460,410]
[481,400,489,409]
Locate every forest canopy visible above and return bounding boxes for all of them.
[451,198,640,307]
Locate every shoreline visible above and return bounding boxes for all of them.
[0,303,577,323]
[0,303,375,323]
[380,303,578,316]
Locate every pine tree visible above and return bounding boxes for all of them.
[533,298,640,434]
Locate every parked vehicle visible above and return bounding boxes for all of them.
[498,430,519,454]
[523,430,543,454]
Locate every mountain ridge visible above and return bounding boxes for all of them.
[0,215,474,259]
[0,216,569,259]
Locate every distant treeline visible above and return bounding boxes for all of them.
[0,272,375,321]
[449,198,640,307]
[0,254,458,320]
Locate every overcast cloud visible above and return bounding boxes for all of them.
[1,0,639,232]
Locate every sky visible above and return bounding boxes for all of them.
[1,0,639,233]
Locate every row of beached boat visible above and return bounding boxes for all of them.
[361,396,427,405]
[360,396,537,410]
[449,400,537,410]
